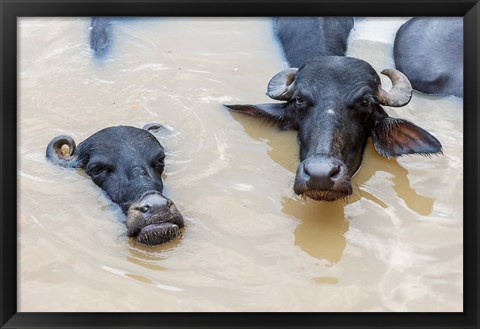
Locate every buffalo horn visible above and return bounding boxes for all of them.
[267,68,298,100]
[376,68,413,107]
[46,135,79,167]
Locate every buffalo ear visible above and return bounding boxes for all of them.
[371,115,442,158]
[224,103,296,129]
[224,103,287,118]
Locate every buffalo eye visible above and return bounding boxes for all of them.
[88,165,110,177]
[153,157,165,171]
[295,96,305,105]
[360,98,372,107]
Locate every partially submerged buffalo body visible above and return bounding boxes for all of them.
[46,125,184,245]
[226,17,442,201]
[394,17,463,97]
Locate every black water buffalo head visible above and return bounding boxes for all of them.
[46,125,184,245]
[226,56,442,201]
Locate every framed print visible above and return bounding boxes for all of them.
[1,0,479,328]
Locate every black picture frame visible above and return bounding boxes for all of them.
[1,0,478,328]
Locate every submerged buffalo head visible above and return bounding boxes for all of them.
[226,56,442,201]
[46,125,184,245]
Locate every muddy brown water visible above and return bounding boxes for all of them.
[18,17,463,312]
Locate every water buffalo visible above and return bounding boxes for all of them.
[394,17,463,97]
[226,17,442,201]
[46,125,184,245]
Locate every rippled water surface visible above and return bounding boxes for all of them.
[18,17,463,312]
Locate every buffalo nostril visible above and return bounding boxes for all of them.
[303,164,312,178]
[329,165,340,179]
[167,200,173,208]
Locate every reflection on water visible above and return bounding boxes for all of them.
[357,144,435,216]
[18,17,463,312]
[284,197,348,263]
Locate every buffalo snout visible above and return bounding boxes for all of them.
[294,157,352,201]
[126,193,184,246]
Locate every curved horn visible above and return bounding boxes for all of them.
[376,69,413,107]
[143,122,174,137]
[143,122,164,132]
[46,135,79,167]
[267,68,298,100]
